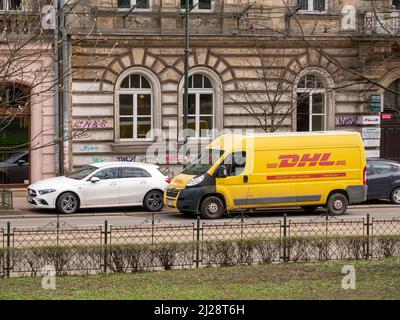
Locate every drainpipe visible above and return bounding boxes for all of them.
[60,0,69,176]
[53,0,61,176]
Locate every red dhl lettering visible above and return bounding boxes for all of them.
[267,153,346,168]
[267,172,347,180]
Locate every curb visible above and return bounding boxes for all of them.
[0,205,398,220]
[0,211,173,220]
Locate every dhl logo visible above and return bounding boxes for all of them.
[267,153,346,168]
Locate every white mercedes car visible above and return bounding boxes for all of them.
[27,162,171,214]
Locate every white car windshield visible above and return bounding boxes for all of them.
[66,165,98,180]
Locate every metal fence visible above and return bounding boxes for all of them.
[1,213,400,277]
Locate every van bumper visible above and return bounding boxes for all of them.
[346,185,368,204]
[175,186,216,214]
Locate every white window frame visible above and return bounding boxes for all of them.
[298,0,328,13]
[296,80,327,132]
[118,76,153,142]
[0,0,25,11]
[117,0,151,12]
[186,75,215,140]
[180,0,214,13]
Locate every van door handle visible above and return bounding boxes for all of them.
[243,175,248,183]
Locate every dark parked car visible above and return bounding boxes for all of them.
[0,151,29,184]
[366,159,400,204]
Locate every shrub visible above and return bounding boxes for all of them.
[109,245,129,273]
[236,239,255,265]
[374,236,400,258]
[154,243,182,270]
[254,238,281,264]
[203,241,237,267]
[288,237,311,262]
[0,248,4,277]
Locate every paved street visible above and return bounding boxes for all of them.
[0,197,399,229]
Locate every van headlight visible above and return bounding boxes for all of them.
[38,189,56,195]
[187,175,205,187]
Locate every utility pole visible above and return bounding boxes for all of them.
[183,0,190,166]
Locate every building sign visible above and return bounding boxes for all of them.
[363,139,380,147]
[382,114,392,120]
[365,150,380,158]
[370,93,382,113]
[362,128,381,139]
[359,116,381,125]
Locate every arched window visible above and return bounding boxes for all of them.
[296,74,327,132]
[118,74,153,140]
[185,74,214,139]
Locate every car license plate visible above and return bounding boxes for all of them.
[167,200,174,207]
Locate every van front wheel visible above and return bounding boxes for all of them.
[200,196,225,219]
[327,193,348,215]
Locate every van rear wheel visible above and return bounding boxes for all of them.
[327,193,348,215]
[200,196,225,219]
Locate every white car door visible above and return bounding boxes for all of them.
[119,167,152,205]
[83,167,120,207]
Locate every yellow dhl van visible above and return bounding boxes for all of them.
[164,132,367,219]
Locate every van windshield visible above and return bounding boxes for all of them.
[183,149,224,176]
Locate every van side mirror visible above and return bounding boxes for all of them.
[90,176,100,183]
[216,166,228,178]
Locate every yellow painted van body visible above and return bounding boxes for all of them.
[164,132,367,219]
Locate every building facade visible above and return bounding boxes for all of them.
[0,0,57,187]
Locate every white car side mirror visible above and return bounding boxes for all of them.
[90,176,100,183]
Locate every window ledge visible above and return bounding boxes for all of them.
[294,11,339,17]
[111,141,156,153]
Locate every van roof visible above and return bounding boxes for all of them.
[207,131,362,151]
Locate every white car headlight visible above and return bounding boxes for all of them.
[186,175,205,187]
[38,189,56,195]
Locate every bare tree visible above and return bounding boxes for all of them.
[224,47,313,132]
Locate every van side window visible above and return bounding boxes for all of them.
[223,152,246,176]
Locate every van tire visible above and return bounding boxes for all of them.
[200,196,225,219]
[301,206,319,212]
[326,193,348,215]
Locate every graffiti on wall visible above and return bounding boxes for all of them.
[337,116,358,126]
[73,118,110,129]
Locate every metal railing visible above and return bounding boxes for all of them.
[1,213,400,277]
